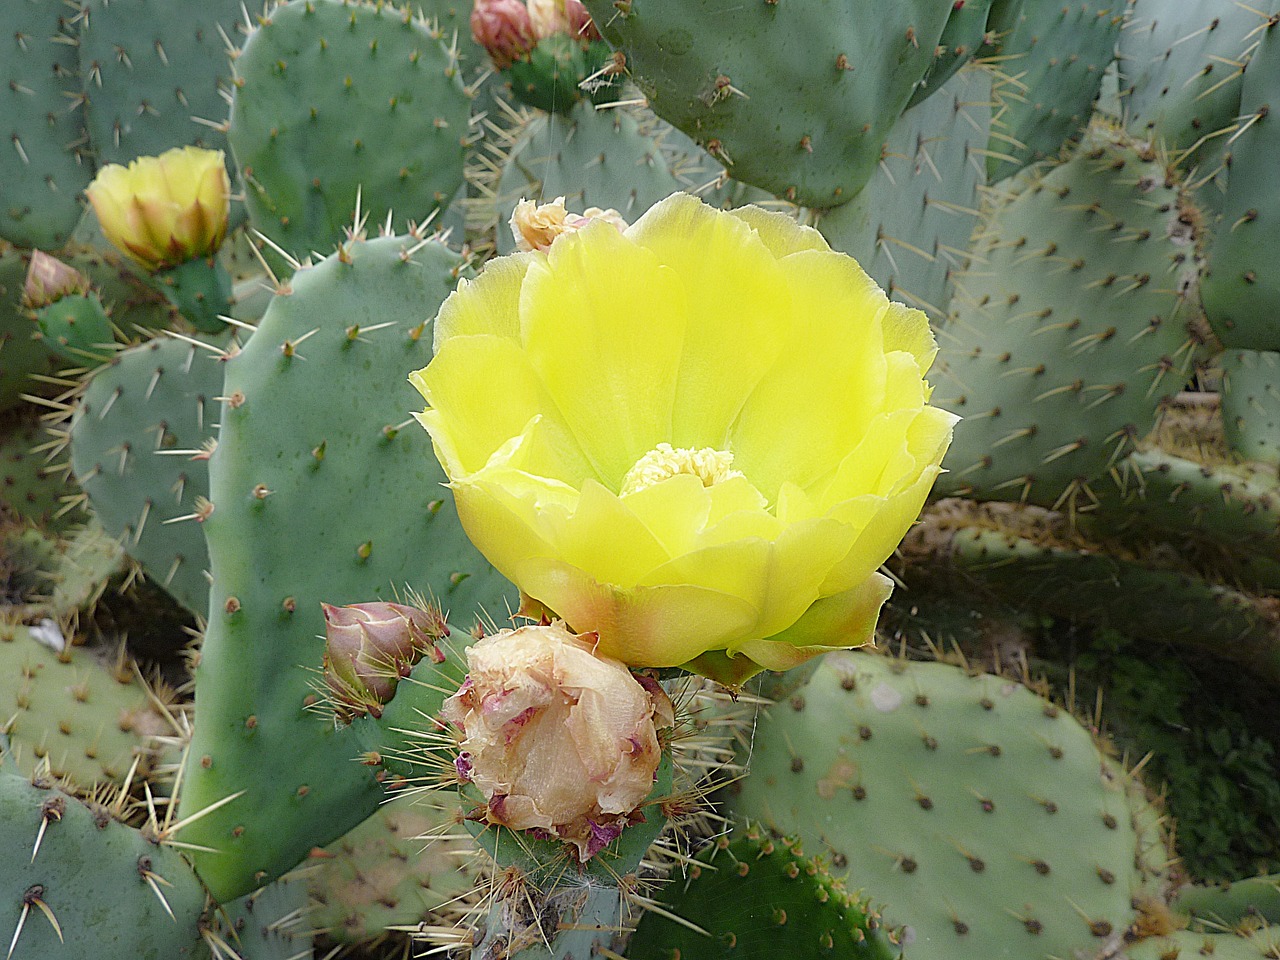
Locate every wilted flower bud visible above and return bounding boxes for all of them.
[323,601,449,720]
[526,0,570,38]
[22,252,90,309]
[509,196,627,253]
[471,0,538,69]
[443,622,674,861]
[84,146,230,272]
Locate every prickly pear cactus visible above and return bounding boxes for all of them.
[935,124,1204,507]
[229,0,471,263]
[582,0,958,207]
[176,231,513,901]
[69,336,223,615]
[0,770,209,960]
[0,625,173,786]
[727,653,1172,960]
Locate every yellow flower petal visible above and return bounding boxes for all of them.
[519,221,687,485]
[725,205,831,258]
[411,334,592,482]
[626,193,793,448]
[433,252,536,347]
[730,248,890,498]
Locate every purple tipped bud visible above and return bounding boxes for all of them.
[322,601,449,721]
[471,0,538,69]
[22,252,90,310]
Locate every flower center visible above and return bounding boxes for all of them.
[620,443,743,495]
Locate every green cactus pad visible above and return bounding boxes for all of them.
[1120,0,1267,189]
[229,0,471,264]
[503,33,621,115]
[32,294,115,363]
[818,65,991,321]
[175,233,513,902]
[727,653,1171,960]
[0,1,92,248]
[218,873,314,960]
[70,336,222,615]
[1125,928,1280,959]
[19,517,127,623]
[0,771,209,960]
[1174,874,1280,930]
[1200,15,1280,351]
[0,625,172,787]
[627,828,898,960]
[905,0,995,110]
[309,791,475,943]
[77,0,243,170]
[1,410,82,531]
[1221,350,1280,464]
[0,247,58,415]
[581,0,955,208]
[494,101,683,255]
[984,0,1122,181]
[935,125,1203,507]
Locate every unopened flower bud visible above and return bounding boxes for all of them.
[471,0,538,70]
[85,146,230,272]
[322,601,449,720]
[526,0,570,38]
[509,197,628,253]
[442,622,673,861]
[22,252,90,309]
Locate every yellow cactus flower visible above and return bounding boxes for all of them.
[85,146,230,272]
[411,193,957,686]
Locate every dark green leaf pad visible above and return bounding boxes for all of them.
[308,791,475,943]
[69,336,222,615]
[935,125,1203,507]
[1221,349,1280,464]
[0,0,92,248]
[228,0,471,263]
[818,65,991,321]
[77,0,244,170]
[905,0,995,110]
[580,0,956,208]
[175,233,513,902]
[0,770,208,960]
[494,101,682,255]
[0,624,172,787]
[984,0,1123,182]
[1200,13,1280,350]
[726,653,1172,960]
[628,827,898,960]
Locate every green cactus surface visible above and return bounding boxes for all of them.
[0,770,209,960]
[70,336,222,615]
[175,232,513,902]
[228,0,472,264]
[32,293,114,364]
[727,653,1171,960]
[1220,349,1280,464]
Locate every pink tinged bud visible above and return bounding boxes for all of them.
[471,0,537,69]
[322,600,450,719]
[22,252,90,309]
[564,0,602,42]
[440,622,673,861]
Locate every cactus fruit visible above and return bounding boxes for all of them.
[176,231,513,901]
[935,124,1204,508]
[31,294,115,364]
[0,624,174,787]
[228,0,472,264]
[627,827,898,960]
[727,652,1172,960]
[69,336,222,616]
[0,770,209,960]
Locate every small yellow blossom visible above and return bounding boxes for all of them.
[411,193,956,685]
[509,196,626,253]
[85,146,230,272]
